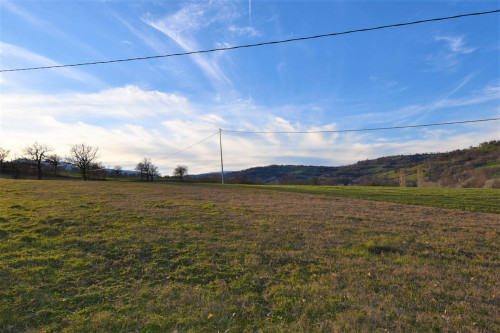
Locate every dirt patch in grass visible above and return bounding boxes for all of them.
[0,180,499,332]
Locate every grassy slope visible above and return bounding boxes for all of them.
[1,180,499,332]
[224,141,499,186]
[226,184,500,214]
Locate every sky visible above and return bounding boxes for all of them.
[1,0,499,175]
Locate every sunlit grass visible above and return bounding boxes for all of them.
[1,180,498,332]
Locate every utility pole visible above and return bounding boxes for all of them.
[417,167,424,188]
[399,169,406,187]
[219,128,224,184]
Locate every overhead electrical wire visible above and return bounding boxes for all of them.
[152,131,220,163]
[143,118,500,164]
[1,9,499,73]
[75,118,497,172]
[222,118,500,134]
[86,131,219,171]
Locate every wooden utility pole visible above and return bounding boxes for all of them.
[417,167,424,188]
[219,129,224,184]
[399,169,406,187]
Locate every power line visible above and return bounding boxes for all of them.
[82,131,219,172]
[152,131,219,163]
[1,9,499,73]
[64,117,500,171]
[222,118,500,134]
[24,117,497,178]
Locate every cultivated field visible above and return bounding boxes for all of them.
[1,180,499,332]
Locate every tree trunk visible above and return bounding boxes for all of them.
[37,161,42,180]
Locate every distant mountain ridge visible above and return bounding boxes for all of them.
[222,141,499,188]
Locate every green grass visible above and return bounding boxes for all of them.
[227,184,500,214]
[478,161,500,168]
[363,165,384,173]
[1,180,499,332]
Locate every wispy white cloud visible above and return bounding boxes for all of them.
[112,12,170,54]
[1,0,46,27]
[428,35,476,71]
[144,1,240,35]
[0,42,104,88]
[369,75,407,94]
[423,74,474,115]
[431,84,500,109]
[435,36,476,54]
[141,1,259,88]
[348,76,499,127]
[369,75,396,87]
[143,16,232,86]
[1,85,192,120]
[228,25,260,37]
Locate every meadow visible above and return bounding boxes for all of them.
[1,180,499,332]
[228,184,500,213]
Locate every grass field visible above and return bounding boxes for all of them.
[228,184,500,214]
[1,180,499,332]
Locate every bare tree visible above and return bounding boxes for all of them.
[89,162,107,179]
[173,165,188,180]
[147,164,160,181]
[113,165,122,178]
[0,147,10,173]
[11,154,24,179]
[135,160,146,181]
[67,144,99,181]
[23,142,53,179]
[135,158,159,181]
[45,154,62,177]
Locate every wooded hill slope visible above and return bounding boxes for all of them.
[224,140,500,188]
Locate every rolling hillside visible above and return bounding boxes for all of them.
[224,140,500,188]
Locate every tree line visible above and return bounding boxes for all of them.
[0,142,189,181]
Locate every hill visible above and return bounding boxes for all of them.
[224,140,500,188]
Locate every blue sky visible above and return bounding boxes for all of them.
[1,0,499,174]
